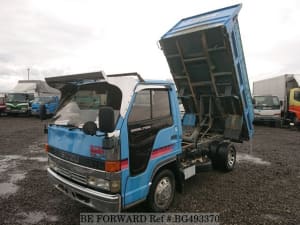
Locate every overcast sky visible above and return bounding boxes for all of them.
[1,0,300,91]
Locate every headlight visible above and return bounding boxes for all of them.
[87,176,110,191]
[110,180,121,193]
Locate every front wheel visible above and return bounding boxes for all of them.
[147,169,175,212]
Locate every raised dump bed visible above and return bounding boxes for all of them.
[159,4,254,141]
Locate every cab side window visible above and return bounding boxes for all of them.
[128,90,151,123]
[128,89,172,124]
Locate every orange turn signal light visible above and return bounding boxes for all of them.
[45,144,49,152]
[105,161,121,172]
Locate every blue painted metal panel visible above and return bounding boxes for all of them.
[31,96,59,115]
[162,4,242,39]
[48,126,105,159]
[229,20,254,138]
[182,113,196,127]
[48,117,124,160]
[160,4,254,140]
[123,146,180,206]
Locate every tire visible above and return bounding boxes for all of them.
[277,120,282,128]
[147,169,175,212]
[210,142,236,171]
[208,141,219,159]
[217,143,236,172]
[292,116,300,131]
[271,120,281,128]
[39,104,46,120]
[211,156,220,170]
[209,141,221,170]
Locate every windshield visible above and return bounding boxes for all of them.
[33,96,53,104]
[253,96,280,109]
[294,91,300,102]
[7,93,34,102]
[53,82,122,128]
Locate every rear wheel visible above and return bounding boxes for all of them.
[210,142,236,172]
[209,141,221,170]
[147,169,175,212]
[218,143,236,171]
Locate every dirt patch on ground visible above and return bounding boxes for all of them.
[0,117,299,224]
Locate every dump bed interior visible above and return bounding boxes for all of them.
[160,4,254,141]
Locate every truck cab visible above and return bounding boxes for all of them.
[31,96,59,117]
[253,74,300,128]
[253,95,281,126]
[288,87,300,126]
[5,93,34,115]
[46,72,182,211]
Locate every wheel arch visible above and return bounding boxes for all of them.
[150,157,183,193]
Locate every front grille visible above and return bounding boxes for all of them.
[54,164,87,185]
[48,146,105,170]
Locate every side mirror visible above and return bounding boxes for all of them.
[99,107,115,133]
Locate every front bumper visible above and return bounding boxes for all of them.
[254,115,281,122]
[47,168,121,212]
[6,109,29,114]
[31,110,39,115]
[0,106,6,113]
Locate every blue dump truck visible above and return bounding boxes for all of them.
[44,4,254,212]
[31,96,59,117]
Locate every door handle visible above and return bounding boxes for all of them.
[171,135,177,140]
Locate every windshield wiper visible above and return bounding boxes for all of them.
[49,122,78,130]
[67,125,78,130]
[50,114,79,130]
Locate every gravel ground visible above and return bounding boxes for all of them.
[0,117,299,225]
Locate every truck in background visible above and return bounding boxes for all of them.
[44,4,254,212]
[253,74,300,127]
[0,93,6,116]
[252,95,281,126]
[31,96,60,118]
[5,80,60,116]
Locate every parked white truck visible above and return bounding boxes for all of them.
[253,74,300,127]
